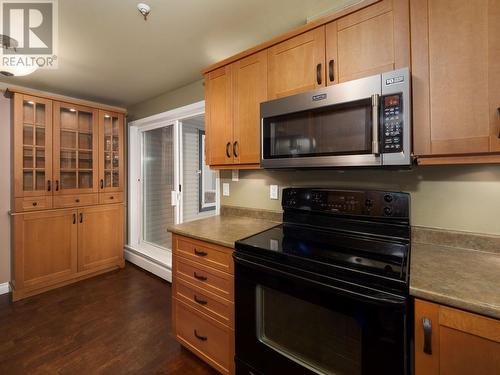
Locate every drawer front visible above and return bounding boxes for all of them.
[175,299,232,374]
[174,235,233,274]
[15,196,53,212]
[54,194,98,208]
[175,257,233,301]
[175,277,234,328]
[99,192,123,204]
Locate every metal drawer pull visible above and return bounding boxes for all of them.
[233,141,239,158]
[109,196,114,200]
[73,214,76,224]
[194,295,208,305]
[316,63,322,85]
[226,142,231,158]
[100,179,104,189]
[328,59,335,82]
[55,180,59,191]
[79,213,83,223]
[75,199,80,203]
[497,107,500,138]
[193,272,207,281]
[194,329,207,341]
[47,180,51,192]
[194,249,208,257]
[32,202,37,207]
[422,317,432,355]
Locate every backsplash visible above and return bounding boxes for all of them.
[220,165,500,236]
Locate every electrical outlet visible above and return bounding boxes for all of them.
[270,185,279,200]
[223,183,230,196]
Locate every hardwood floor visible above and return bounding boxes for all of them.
[0,262,219,375]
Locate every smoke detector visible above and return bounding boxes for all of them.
[137,3,151,21]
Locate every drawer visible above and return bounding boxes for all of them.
[174,299,232,374]
[99,192,123,204]
[175,256,233,301]
[174,235,233,274]
[54,194,98,208]
[14,196,53,212]
[175,277,234,328]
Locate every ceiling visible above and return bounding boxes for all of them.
[0,0,355,107]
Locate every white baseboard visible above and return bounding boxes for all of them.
[0,282,11,295]
[124,247,172,283]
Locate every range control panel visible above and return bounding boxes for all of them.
[381,93,403,153]
[282,188,410,219]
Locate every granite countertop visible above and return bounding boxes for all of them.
[410,241,500,320]
[167,215,279,249]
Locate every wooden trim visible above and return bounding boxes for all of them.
[9,202,125,216]
[417,154,500,165]
[5,87,127,114]
[201,0,381,74]
[209,163,260,170]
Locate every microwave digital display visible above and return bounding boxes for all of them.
[384,95,400,107]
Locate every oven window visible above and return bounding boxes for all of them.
[262,99,373,159]
[256,285,362,375]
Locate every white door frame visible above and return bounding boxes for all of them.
[126,100,219,281]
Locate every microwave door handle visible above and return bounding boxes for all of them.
[372,94,380,155]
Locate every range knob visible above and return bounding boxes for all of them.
[384,194,393,203]
[384,207,393,216]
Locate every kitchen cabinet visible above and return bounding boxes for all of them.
[8,88,126,301]
[411,0,500,163]
[414,299,500,375]
[326,0,410,85]
[268,27,325,99]
[77,204,124,272]
[172,234,235,375]
[205,51,267,168]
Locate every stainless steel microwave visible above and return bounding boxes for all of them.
[260,68,412,168]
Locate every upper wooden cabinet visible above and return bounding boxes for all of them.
[268,27,325,99]
[414,299,500,375]
[411,0,500,162]
[326,0,410,85]
[99,110,125,192]
[206,51,267,167]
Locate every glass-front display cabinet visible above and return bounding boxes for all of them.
[99,110,124,193]
[53,102,99,195]
[13,95,53,199]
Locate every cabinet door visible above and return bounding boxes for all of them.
[13,209,77,291]
[53,102,99,195]
[77,205,124,272]
[415,299,500,375]
[205,66,233,165]
[268,27,325,99]
[232,50,267,165]
[13,94,53,199]
[412,0,499,156]
[99,110,124,193]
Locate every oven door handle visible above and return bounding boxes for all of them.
[234,254,406,306]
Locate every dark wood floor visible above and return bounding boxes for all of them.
[0,263,219,375]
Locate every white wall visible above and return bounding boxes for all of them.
[0,92,11,284]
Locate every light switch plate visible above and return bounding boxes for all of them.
[270,185,279,200]
[232,170,239,182]
[223,183,230,196]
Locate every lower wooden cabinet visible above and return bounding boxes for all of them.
[172,234,235,375]
[415,299,500,375]
[11,204,125,301]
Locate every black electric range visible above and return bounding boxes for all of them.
[234,188,411,375]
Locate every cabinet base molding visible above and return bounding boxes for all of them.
[11,260,124,302]
[417,154,500,165]
[0,282,11,295]
[209,163,260,170]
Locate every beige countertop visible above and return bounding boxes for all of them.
[167,215,279,249]
[410,242,500,319]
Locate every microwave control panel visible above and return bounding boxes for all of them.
[381,93,403,153]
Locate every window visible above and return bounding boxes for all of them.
[199,130,216,212]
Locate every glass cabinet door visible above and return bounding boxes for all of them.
[99,110,124,192]
[53,102,99,194]
[14,95,53,198]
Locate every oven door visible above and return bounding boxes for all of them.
[234,254,408,375]
[260,74,382,169]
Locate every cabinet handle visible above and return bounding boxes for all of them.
[226,142,231,158]
[194,249,208,257]
[328,59,335,82]
[79,213,83,223]
[75,199,80,203]
[110,196,114,200]
[32,202,37,207]
[193,272,207,281]
[55,180,59,191]
[194,295,208,305]
[422,317,432,355]
[316,63,322,85]
[47,180,51,192]
[497,107,500,138]
[233,141,239,158]
[73,213,76,224]
[100,179,104,189]
[194,329,207,341]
